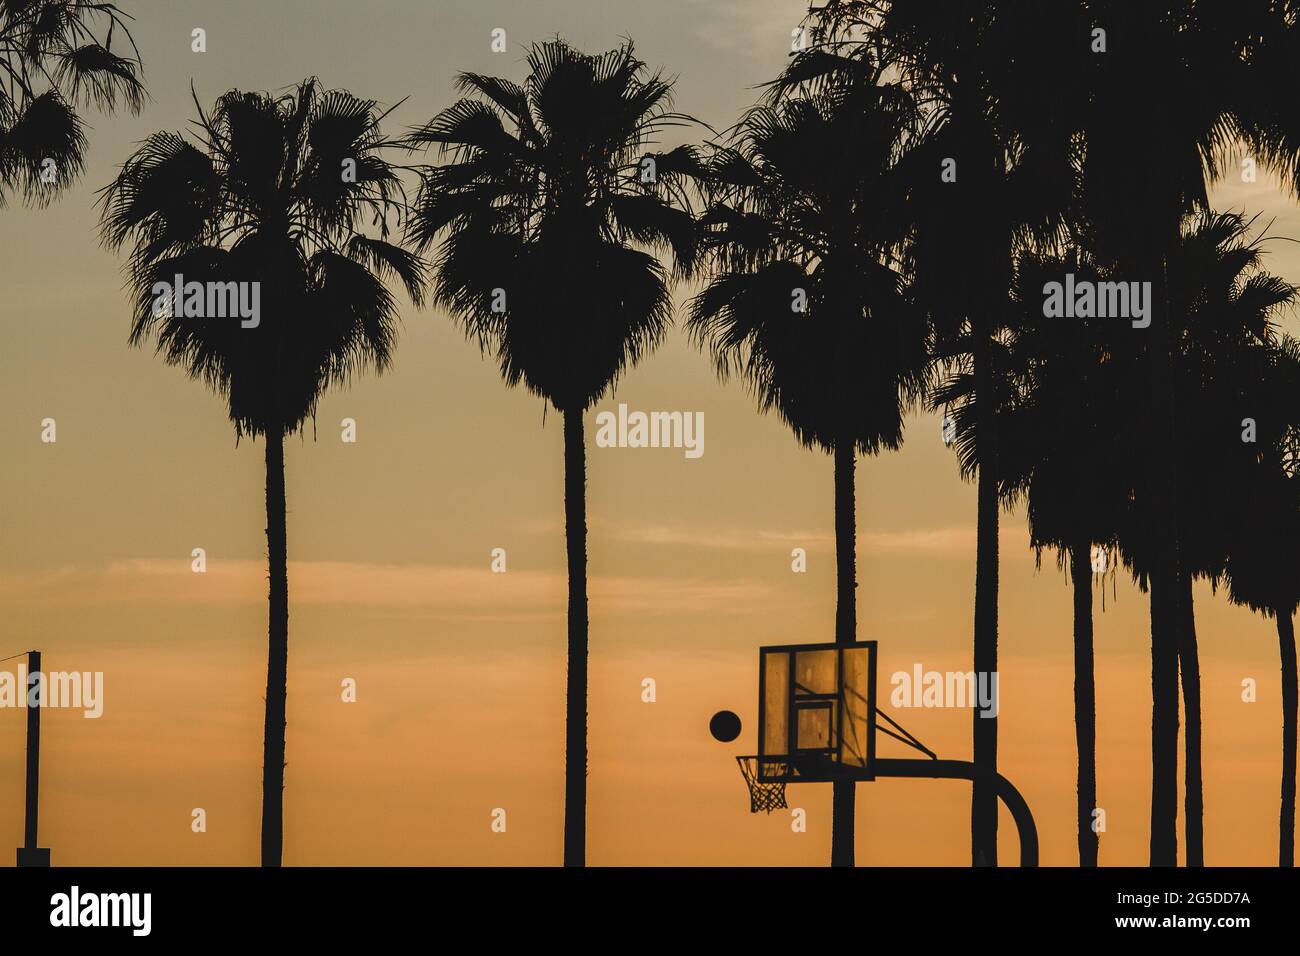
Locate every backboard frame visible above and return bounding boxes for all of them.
[756,640,877,783]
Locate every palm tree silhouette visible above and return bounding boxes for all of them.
[1,0,143,203]
[688,82,926,866]
[1102,211,1297,865]
[967,249,1130,866]
[1161,212,1297,865]
[1168,212,1296,865]
[1078,1,1300,865]
[803,0,1300,869]
[99,78,425,866]
[405,39,700,867]
[1221,335,1300,865]
[836,0,1080,866]
[994,214,1296,867]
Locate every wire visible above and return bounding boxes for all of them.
[0,651,36,664]
[876,706,938,760]
[878,724,937,759]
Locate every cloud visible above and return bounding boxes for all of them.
[0,559,774,618]
[601,520,1025,558]
[515,512,1040,560]
[680,0,803,57]
[861,526,981,554]
[607,522,832,550]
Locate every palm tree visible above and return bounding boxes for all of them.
[1077,0,1300,865]
[803,0,1300,868]
[404,39,700,867]
[99,78,425,866]
[1161,213,1300,866]
[1109,211,1298,864]
[787,0,1084,866]
[1221,337,1300,864]
[992,213,1295,867]
[1167,212,1295,865]
[987,249,1132,866]
[688,81,926,866]
[1,0,143,203]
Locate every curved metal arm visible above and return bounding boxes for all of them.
[873,758,1039,867]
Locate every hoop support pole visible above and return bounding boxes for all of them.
[872,758,1039,867]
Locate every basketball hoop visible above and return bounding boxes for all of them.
[712,641,1040,865]
[736,756,788,814]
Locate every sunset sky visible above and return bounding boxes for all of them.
[2,0,1298,866]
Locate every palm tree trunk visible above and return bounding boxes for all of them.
[1145,252,1181,868]
[1279,611,1298,867]
[971,333,999,866]
[260,425,289,867]
[562,408,589,867]
[1179,569,1204,865]
[1070,540,1098,866]
[831,434,857,867]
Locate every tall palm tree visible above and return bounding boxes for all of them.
[1110,211,1298,864]
[1226,473,1300,867]
[1167,212,1295,865]
[1221,336,1300,864]
[1,0,143,203]
[987,249,1132,866]
[804,0,1300,868]
[992,213,1295,868]
[688,80,926,867]
[1160,213,1300,866]
[1078,0,1300,865]
[788,0,1084,866]
[100,78,425,866]
[405,39,700,867]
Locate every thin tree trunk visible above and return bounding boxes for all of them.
[971,333,999,867]
[1279,611,1297,867]
[562,408,589,867]
[1179,569,1204,866]
[1146,252,1181,867]
[260,425,289,867]
[831,434,857,867]
[1071,540,1098,867]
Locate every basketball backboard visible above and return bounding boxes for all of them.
[756,640,876,782]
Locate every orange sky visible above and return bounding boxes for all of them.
[1,0,1297,866]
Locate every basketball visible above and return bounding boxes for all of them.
[709,710,742,743]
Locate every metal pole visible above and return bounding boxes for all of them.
[23,650,40,848]
[17,650,49,867]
